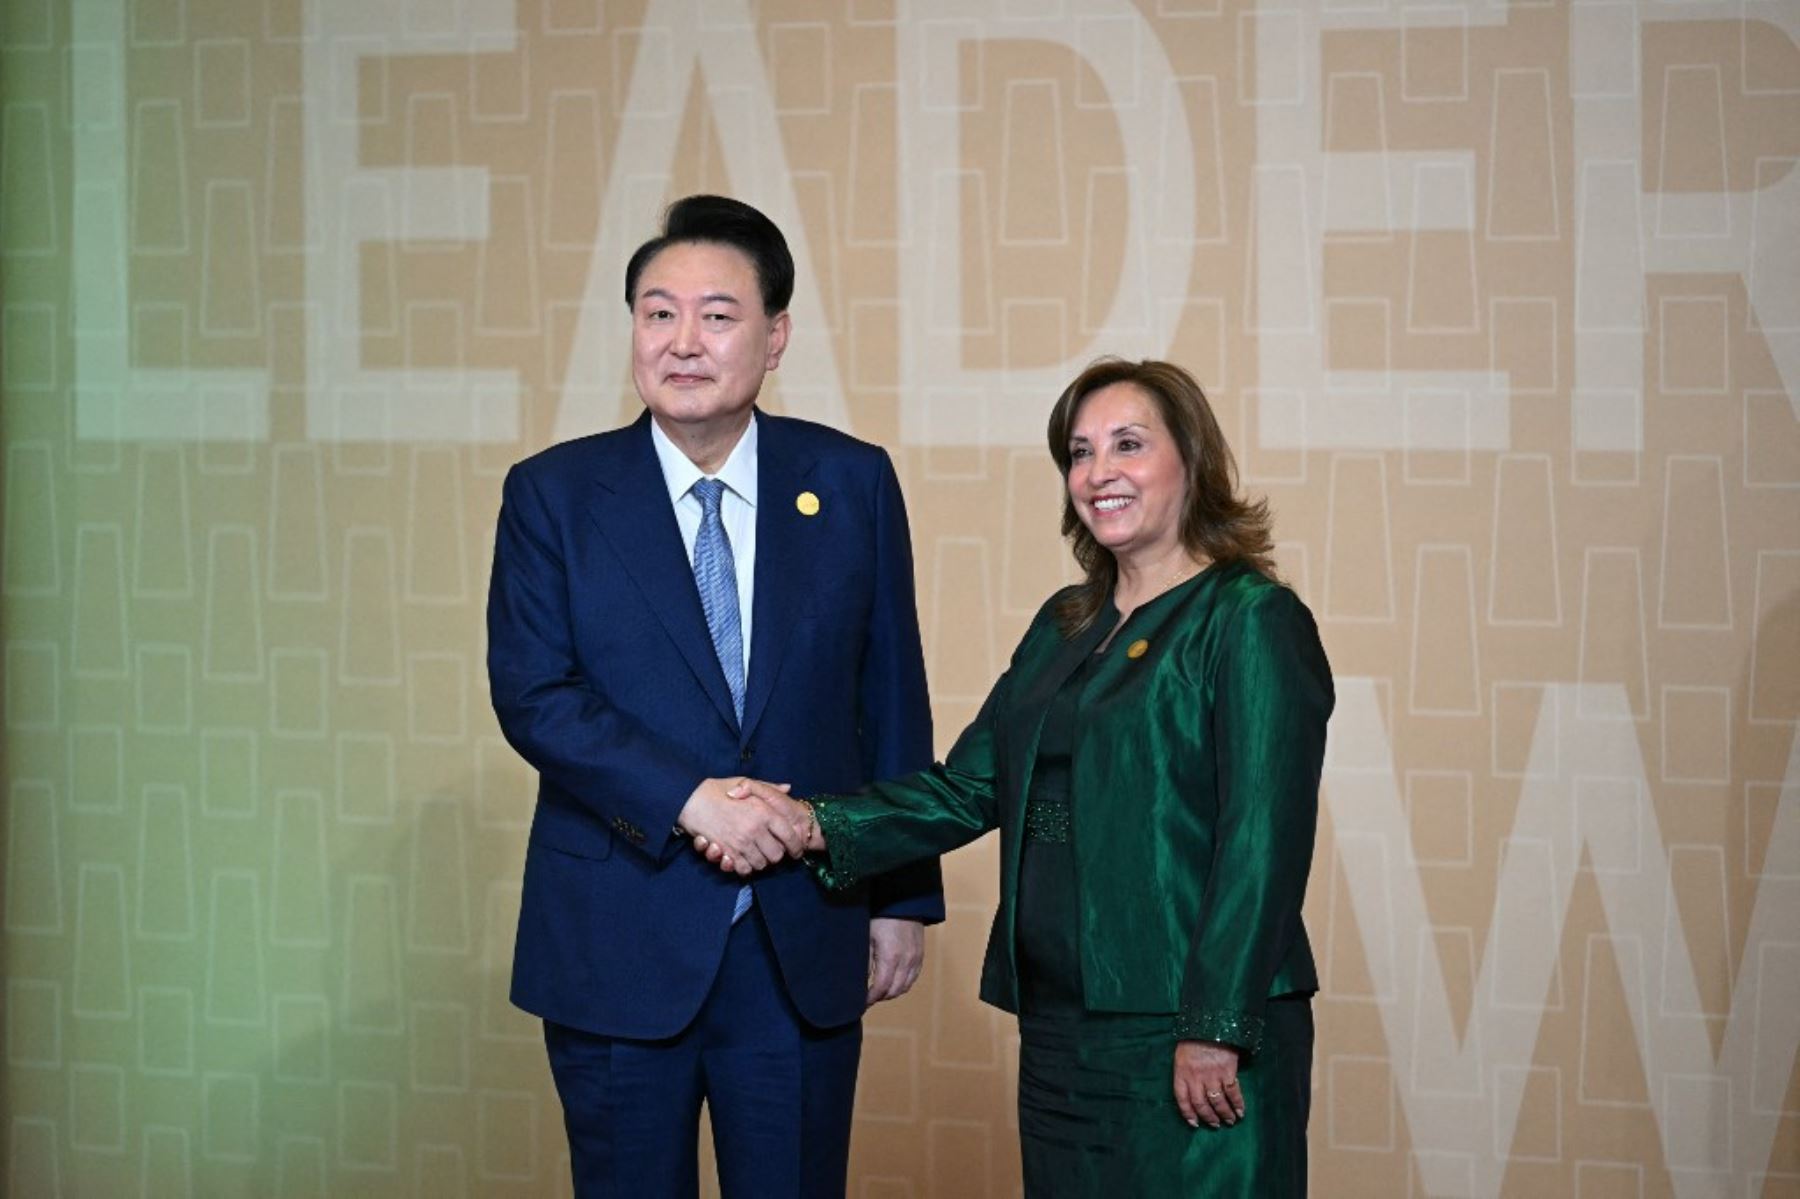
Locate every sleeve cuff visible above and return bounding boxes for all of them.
[808,796,862,891]
[1173,1006,1265,1055]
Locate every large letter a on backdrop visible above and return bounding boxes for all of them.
[552,0,848,442]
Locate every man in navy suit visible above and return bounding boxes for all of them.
[487,195,942,1197]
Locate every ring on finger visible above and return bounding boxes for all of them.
[1206,1090,1223,1099]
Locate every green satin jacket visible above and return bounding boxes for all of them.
[813,561,1333,1053]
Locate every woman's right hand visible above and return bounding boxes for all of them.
[689,779,819,873]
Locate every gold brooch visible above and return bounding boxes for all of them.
[1126,639,1149,659]
[796,491,820,516]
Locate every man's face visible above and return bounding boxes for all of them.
[630,241,790,436]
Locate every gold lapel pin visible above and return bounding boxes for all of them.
[1126,639,1150,659]
[796,491,820,516]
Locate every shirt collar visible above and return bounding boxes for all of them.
[649,411,759,508]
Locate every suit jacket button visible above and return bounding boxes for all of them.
[739,747,754,763]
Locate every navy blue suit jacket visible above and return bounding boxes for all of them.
[488,410,943,1038]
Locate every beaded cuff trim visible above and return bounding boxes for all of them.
[1173,1007,1265,1055]
[809,798,860,891]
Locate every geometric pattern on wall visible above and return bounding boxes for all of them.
[3,0,1797,1195]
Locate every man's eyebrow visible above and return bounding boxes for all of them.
[635,287,743,306]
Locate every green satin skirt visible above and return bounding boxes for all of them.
[1015,838,1312,1197]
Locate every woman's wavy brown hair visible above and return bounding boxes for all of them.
[1046,357,1276,636]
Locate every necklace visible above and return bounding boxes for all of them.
[1156,558,1199,595]
[1120,555,1205,612]
[1100,556,1205,654]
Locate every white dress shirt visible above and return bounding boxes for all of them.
[649,413,757,682]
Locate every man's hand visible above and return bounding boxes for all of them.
[728,779,823,851]
[866,917,925,1005]
[1173,1040,1244,1129]
[676,778,806,875]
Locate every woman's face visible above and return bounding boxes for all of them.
[1065,382,1189,565]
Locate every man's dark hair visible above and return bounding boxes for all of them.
[623,195,795,316]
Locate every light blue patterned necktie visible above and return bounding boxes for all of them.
[691,478,753,922]
[691,479,744,720]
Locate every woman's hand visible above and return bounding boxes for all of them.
[688,780,819,873]
[729,780,823,853]
[1173,1040,1244,1129]
[677,778,806,875]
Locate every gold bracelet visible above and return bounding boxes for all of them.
[798,799,819,849]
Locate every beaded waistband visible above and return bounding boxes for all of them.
[1023,797,1071,843]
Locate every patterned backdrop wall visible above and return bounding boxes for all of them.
[2,0,1797,1194]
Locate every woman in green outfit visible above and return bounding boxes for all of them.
[709,358,1332,1196]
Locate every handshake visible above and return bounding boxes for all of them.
[675,776,827,876]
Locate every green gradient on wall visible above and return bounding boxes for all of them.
[6,1,1800,1196]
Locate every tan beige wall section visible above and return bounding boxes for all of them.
[1,0,1796,1194]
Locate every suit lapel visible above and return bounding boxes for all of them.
[740,415,819,742]
[585,413,739,731]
